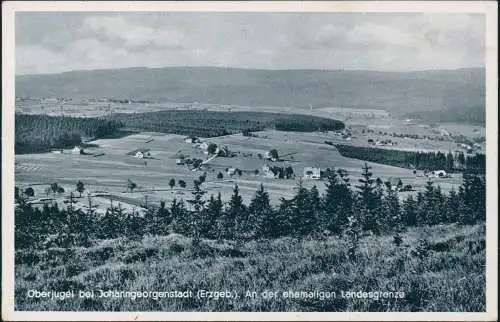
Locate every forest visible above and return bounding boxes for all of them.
[15,112,344,154]
[335,144,486,174]
[15,114,125,154]
[15,164,485,250]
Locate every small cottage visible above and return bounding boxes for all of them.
[199,142,209,151]
[303,167,321,180]
[72,146,83,154]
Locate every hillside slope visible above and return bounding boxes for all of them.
[16,67,485,116]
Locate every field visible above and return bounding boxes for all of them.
[15,222,485,311]
[13,102,487,313]
[15,127,465,214]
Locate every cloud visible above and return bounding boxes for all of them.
[15,12,485,75]
[78,16,186,49]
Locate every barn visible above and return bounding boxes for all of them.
[262,165,278,179]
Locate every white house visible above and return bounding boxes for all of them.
[303,167,321,180]
[199,142,209,151]
[176,159,184,165]
[72,146,83,154]
[227,168,236,176]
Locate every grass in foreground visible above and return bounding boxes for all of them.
[15,223,485,312]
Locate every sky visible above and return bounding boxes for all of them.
[15,12,485,75]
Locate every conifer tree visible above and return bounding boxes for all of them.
[277,197,294,237]
[381,181,402,233]
[345,199,363,260]
[309,185,323,230]
[221,184,246,240]
[248,184,274,239]
[415,191,426,226]
[291,180,315,238]
[204,193,223,239]
[445,188,461,223]
[446,152,454,172]
[356,163,381,234]
[171,198,189,235]
[187,180,206,241]
[458,173,485,224]
[323,169,341,234]
[403,195,418,226]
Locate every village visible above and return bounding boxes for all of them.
[15,114,475,217]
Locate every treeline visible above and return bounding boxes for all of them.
[111,110,345,137]
[274,117,344,132]
[15,114,124,154]
[15,164,485,251]
[15,111,344,154]
[335,144,486,174]
[403,104,486,126]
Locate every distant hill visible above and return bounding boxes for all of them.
[16,66,485,117]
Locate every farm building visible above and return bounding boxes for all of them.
[303,167,321,180]
[262,165,279,179]
[184,137,200,144]
[426,170,449,178]
[199,142,209,151]
[72,146,83,154]
[127,148,151,159]
[176,159,185,165]
[440,129,451,136]
[226,168,237,176]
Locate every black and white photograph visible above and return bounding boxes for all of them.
[2,1,498,321]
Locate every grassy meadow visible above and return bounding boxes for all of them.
[15,223,485,312]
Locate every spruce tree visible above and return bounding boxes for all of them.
[171,198,189,235]
[277,197,294,237]
[291,180,315,238]
[345,198,363,260]
[356,163,381,234]
[204,193,223,239]
[223,184,246,240]
[187,180,206,241]
[248,184,274,239]
[458,173,485,224]
[323,169,342,234]
[403,195,418,226]
[445,188,461,223]
[381,181,402,234]
[309,185,323,232]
